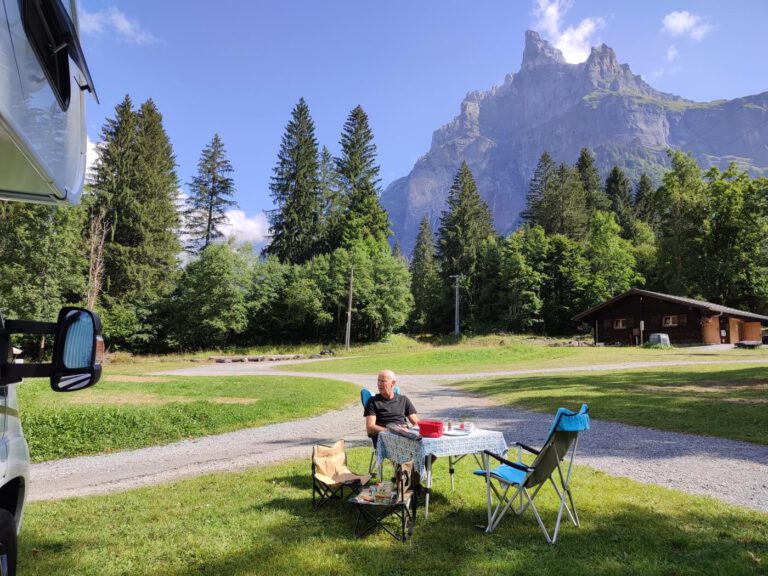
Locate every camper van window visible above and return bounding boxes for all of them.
[21,0,97,111]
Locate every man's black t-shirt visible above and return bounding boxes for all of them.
[363,394,417,429]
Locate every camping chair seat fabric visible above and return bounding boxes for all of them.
[485,464,528,486]
[474,404,589,543]
[312,440,370,508]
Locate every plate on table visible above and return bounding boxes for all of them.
[442,428,471,436]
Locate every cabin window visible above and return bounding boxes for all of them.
[613,318,627,329]
[662,315,678,327]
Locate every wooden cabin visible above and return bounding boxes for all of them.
[573,288,768,346]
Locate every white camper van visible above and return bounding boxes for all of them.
[0,1,100,574]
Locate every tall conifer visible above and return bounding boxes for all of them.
[94,96,180,303]
[437,162,495,330]
[576,147,609,212]
[522,151,555,224]
[605,166,634,238]
[409,216,440,330]
[184,134,237,253]
[265,98,322,263]
[335,105,390,245]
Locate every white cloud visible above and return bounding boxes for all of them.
[220,210,269,244]
[662,11,711,41]
[80,7,156,45]
[532,0,604,63]
[85,136,102,185]
[666,45,678,62]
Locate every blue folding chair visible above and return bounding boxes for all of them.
[361,386,400,476]
[475,404,590,543]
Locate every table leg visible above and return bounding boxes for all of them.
[449,456,455,491]
[424,454,432,519]
[484,451,492,533]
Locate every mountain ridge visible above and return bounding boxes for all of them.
[382,30,768,254]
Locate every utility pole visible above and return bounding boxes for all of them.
[450,274,460,335]
[344,267,353,351]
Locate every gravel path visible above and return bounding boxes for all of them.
[29,359,768,514]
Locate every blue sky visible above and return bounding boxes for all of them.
[79,0,768,243]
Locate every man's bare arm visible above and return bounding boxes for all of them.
[407,413,419,426]
[366,415,387,436]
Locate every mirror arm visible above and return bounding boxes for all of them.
[1,362,52,383]
[1,320,57,335]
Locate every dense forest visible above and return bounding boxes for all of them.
[1,95,767,353]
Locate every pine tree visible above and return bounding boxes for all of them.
[184,134,237,253]
[436,162,495,330]
[133,99,182,298]
[93,98,180,302]
[318,145,345,252]
[409,216,440,331]
[575,148,609,212]
[335,105,390,245]
[91,96,182,348]
[537,162,589,240]
[264,98,322,263]
[437,162,495,276]
[522,151,555,224]
[634,172,655,223]
[605,166,634,238]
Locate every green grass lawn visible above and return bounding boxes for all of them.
[18,374,358,462]
[282,337,768,375]
[455,363,768,444]
[19,449,767,575]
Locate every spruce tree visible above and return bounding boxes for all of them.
[318,145,345,252]
[92,96,182,348]
[335,105,390,245]
[436,162,495,330]
[409,216,440,331]
[133,99,182,298]
[522,151,555,224]
[605,166,634,238]
[437,162,495,277]
[184,133,237,253]
[537,162,589,240]
[265,98,322,263]
[634,172,655,223]
[576,147,609,212]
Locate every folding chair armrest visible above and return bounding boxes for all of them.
[513,442,540,455]
[483,450,533,472]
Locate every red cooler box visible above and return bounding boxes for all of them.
[418,420,443,438]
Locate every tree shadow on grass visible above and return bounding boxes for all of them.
[157,498,767,576]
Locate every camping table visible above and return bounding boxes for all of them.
[376,428,507,519]
[348,490,416,542]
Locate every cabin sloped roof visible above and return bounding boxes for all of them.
[573,288,768,323]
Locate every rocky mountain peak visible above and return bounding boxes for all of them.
[521,30,566,70]
[381,30,768,256]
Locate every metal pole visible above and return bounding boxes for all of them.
[450,274,460,335]
[344,267,353,352]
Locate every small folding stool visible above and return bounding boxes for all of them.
[349,461,418,542]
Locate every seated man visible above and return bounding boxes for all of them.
[364,369,419,446]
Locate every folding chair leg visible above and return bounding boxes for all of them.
[525,492,553,544]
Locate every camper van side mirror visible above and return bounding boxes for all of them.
[50,307,103,392]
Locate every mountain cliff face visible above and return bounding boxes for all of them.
[382,30,768,254]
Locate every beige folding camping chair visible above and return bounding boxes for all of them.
[311,439,371,508]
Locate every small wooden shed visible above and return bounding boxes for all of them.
[573,288,768,346]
